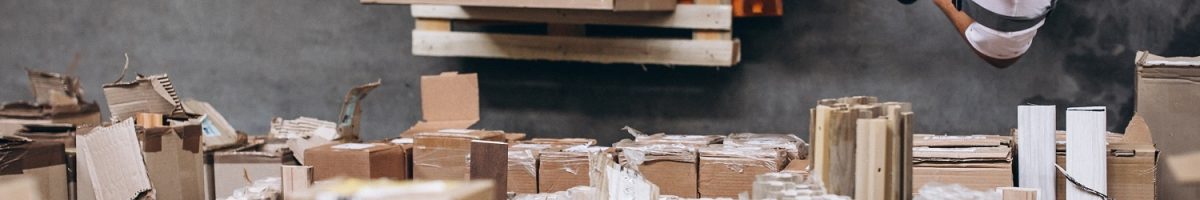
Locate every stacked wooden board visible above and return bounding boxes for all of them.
[363,0,741,67]
[809,96,914,200]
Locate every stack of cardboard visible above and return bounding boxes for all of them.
[0,135,68,200]
[725,133,808,160]
[697,146,787,198]
[0,70,102,127]
[910,134,1013,195]
[75,120,153,200]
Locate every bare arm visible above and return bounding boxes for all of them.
[932,0,1021,68]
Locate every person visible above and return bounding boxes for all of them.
[931,0,1057,68]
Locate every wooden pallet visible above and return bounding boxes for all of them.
[409,0,740,67]
[364,0,677,11]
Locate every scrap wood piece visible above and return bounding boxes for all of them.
[1016,105,1056,200]
[412,30,740,67]
[1065,107,1108,200]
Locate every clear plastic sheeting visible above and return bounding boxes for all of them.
[725,133,809,160]
[699,146,787,172]
[509,144,552,179]
[512,186,599,200]
[613,140,698,170]
[913,182,1000,200]
[224,177,282,200]
[751,172,849,200]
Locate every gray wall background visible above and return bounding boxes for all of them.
[2,1,1197,142]
[1,0,1198,197]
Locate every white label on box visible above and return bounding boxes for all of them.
[199,116,222,137]
[390,138,414,144]
[312,126,338,140]
[332,143,376,150]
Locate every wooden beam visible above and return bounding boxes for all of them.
[999,187,1040,200]
[411,4,732,30]
[1017,105,1057,200]
[412,30,740,67]
[692,0,733,40]
[363,0,677,11]
[826,106,857,196]
[854,118,888,200]
[1065,107,1107,200]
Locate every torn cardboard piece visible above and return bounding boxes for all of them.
[401,72,480,138]
[182,99,242,150]
[336,80,381,143]
[1,70,102,126]
[75,119,153,200]
[102,74,186,121]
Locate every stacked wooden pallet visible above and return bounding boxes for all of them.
[362,0,742,67]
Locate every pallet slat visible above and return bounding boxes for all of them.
[413,30,740,67]
[365,0,676,11]
[411,4,732,30]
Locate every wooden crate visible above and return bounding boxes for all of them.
[363,0,678,11]
[408,1,740,67]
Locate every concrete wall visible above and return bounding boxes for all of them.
[2,0,1199,198]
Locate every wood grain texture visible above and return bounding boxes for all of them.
[410,4,732,30]
[412,30,739,67]
[363,0,677,11]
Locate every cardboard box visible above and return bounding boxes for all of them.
[289,179,495,200]
[281,165,313,199]
[400,72,480,138]
[0,175,44,200]
[139,122,206,200]
[697,147,787,198]
[633,133,723,146]
[212,143,296,199]
[75,120,153,200]
[305,142,406,181]
[0,136,68,200]
[911,134,1013,194]
[507,143,551,194]
[538,147,607,193]
[1134,51,1196,199]
[616,141,699,198]
[410,130,508,200]
[1052,120,1158,200]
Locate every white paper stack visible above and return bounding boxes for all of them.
[1066,107,1107,200]
[1017,105,1056,200]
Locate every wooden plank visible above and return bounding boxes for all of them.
[471,140,510,200]
[901,112,914,200]
[412,30,739,67]
[1017,105,1057,200]
[999,187,1040,200]
[1065,107,1107,200]
[826,106,857,196]
[363,0,676,11]
[692,0,733,40]
[812,106,833,187]
[411,4,732,30]
[854,118,888,200]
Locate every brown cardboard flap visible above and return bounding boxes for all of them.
[421,72,479,122]
[182,99,240,149]
[336,80,382,143]
[1121,114,1153,145]
[75,120,153,200]
[23,140,66,169]
[138,123,203,153]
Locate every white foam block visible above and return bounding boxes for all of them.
[1066,106,1107,200]
[1017,105,1056,200]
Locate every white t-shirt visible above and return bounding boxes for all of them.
[964,0,1053,59]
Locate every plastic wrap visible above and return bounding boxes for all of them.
[509,144,551,180]
[224,177,282,200]
[269,117,337,140]
[699,147,786,172]
[613,140,697,170]
[751,172,849,200]
[412,143,471,180]
[725,133,809,160]
[512,186,598,200]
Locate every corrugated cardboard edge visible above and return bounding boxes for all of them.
[76,119,153,200]
[336,80,381,143]
[182,99,240,149]
[401,72,480,138]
